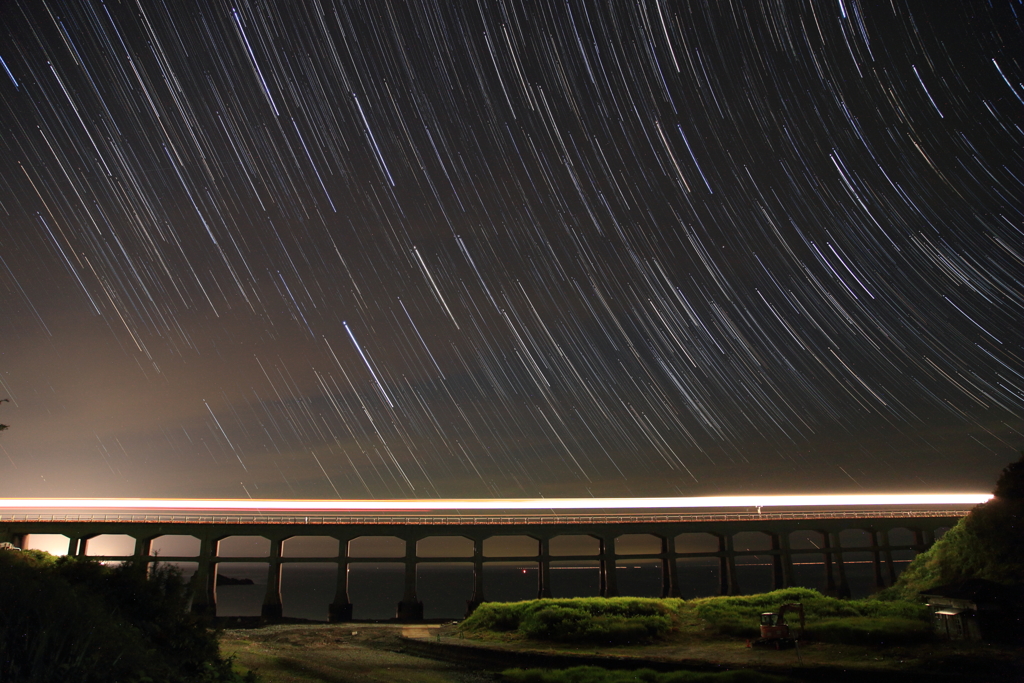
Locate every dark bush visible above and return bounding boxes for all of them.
[520,605,592,640]
[0,549,254,683]
[463,597,680,644]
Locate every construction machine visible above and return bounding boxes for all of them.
[752,602,804,649]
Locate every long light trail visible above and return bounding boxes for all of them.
[0,493,992,512]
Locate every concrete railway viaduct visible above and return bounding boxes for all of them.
[0,503,966,621]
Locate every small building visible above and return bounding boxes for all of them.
[921,579,1024,641]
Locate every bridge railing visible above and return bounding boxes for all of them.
[0,508,971,525]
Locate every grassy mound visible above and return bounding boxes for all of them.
[0,548,255,683]
[692,587,930,643]
[462,597,684,644]
[462,590,931,646]
[502,666,796,683]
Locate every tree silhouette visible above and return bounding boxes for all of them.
[993,450,1024,501]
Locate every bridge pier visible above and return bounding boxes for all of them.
[466,536,485,615]
[870,530,886,590]
[328,536,353,622]
[189,535,219,617]
[880,529,897,586]
[538,537,552,599]
[598,534,618,597]
[261,537,284,620]
[828,531,850,598]
[662,534,679,598]
[396,535,423,620]
[723,534,739,595]
[777,532,794,588]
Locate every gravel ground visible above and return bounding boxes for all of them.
[220,624,497,683]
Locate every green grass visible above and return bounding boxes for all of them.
[462,589,932,647]
[501,666,796,683]
[463,598,684,644]
[690,587,931,643]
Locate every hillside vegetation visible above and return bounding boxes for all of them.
[879,453,1024,600]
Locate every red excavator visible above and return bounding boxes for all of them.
[752,602,804,649]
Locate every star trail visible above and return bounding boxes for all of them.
[0,1,1021,500]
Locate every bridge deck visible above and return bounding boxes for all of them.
[0,506,975,525]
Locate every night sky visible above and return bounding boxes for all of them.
[1,1,1021,501]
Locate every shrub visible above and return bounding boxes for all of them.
[691,588,930,640]
[463,598,681,644]
[0,549,255,682]
[520,605,592,640]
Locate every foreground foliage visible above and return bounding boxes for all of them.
[463,589,931,646]
[693,588,932,643]
[463,597,683,644]
[0,549,255,683]
[502,666,795,683]
[880,453,1024,600]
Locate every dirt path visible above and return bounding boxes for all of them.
[222,623,1023,683]
[220,624,495,683]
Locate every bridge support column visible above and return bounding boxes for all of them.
[771,533,785,589]
[396,537,422,620]
[262,538,284,620]
[828,532,850,598]
[190,535,218,617]
[467,537,485,616]
[723,535,739,595]
[538,538,552,599]
[821,530,837,595]
[67,536,86,557]
[0,528,23,548]
[880,529,897,585]
[717,535,729,595]
[132,535,155,576]
[870,530,886,590]
[777,532,794,588]
[662,534,679,598]
[329,540,352,622]
[599,535,618,597]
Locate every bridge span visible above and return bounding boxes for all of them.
[0,495,986,621]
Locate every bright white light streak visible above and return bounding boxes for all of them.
[0,494,992,512]
[343,321,395,407]
[231,8,278,116]
[0,53,18,88]
[353,93,394,186]
[204,400,247,471]
[412,247,460,329]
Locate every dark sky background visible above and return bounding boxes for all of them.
[0,0,1021,501]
